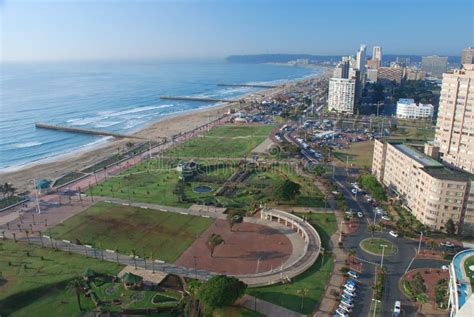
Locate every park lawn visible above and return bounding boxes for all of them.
[333,140,375,169]
[464,255,474,287]
[213,306,264,317]
[49,202,214,263]
[247,213,337,314]
[360,238,396,256]
[0,240,123,317]
[92,159,189,207]
[388,126,435,142]
[165,124,275,158]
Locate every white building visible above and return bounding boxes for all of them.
[328,78,356,113]
[396,98,434,119]
[367,69,378,83]
[372,46,382,62]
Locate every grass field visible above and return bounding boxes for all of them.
[388,126,435,142]
[49,202,214,262]
[247,212,337,314]
[333,140,375,169]
[213,306,264,317]
[166,124,274,158]
[0,240,123,317]
[360,238,396,256]
[464,255,474,287]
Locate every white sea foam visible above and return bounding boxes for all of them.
[13,141,43,148]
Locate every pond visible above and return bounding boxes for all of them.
[193,185,213,193]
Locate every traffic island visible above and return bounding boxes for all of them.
[359,238,396,256]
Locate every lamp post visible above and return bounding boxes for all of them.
[339,220,345,242]
[417,231,423,254]
[380,244,388,268]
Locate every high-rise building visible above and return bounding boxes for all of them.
[327,77,356,113]
[366,59,380,70]
[421,55,448,78]
[372,140,474,232]
[396,57,411,67]
[366,69,378,83]
[377,66,404,84]
[461,47,474,65]
[406,68,426,81]
[434,64,474,173]
[333,59,350,79]
[372,46,382,62]
[356,44,367,75]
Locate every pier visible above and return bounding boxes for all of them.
[35,123,145,139]
[217,84,277,88]
[160,96,234,103]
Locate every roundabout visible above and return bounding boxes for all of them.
[360,238,396,256]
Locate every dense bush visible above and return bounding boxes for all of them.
[359,174,387,201]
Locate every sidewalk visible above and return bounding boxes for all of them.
[313,200,348,316]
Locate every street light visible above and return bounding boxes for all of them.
[380,244,388,268]
[372,298,381,317]
[339,220,346,242]
[417,231,423,254]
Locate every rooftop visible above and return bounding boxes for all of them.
[422,166,473,182]
[397,98,415,105]
[390,143,443,167]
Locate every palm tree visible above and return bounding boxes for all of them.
[66,277,84,311]
[368,224,377,237]
[297,288,309,311]
[207,234,224,257]
[416,293,428,314]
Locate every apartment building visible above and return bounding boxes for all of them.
[327,77,356,113]
[372,140,474,231]
[434,64,474,173]
[396,98,434,119]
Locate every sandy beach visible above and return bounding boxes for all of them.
[0,72,329,191]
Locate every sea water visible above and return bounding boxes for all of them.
[0,59,321,170]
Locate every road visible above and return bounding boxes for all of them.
[330,165,438,317]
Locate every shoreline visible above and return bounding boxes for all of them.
[0,70,329,191]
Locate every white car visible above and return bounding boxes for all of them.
[340,299,354,308]
[381,215,390,221]
[389,230,399,238]
[338,304,352,313]
[357,212,364,218]
[441,265,449,271]
[344,283,356,292]
[335,308,349,317]
[393,300,401,314]
[347,271,359,279]
[332,190,340,195]
[440,241,455,248]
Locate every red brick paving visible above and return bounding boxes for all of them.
[175,219,292,275]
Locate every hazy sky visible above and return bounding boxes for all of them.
[1,0,473,62]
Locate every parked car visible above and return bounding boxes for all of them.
[357,212,364,218]
[338,304,352,313]
[347,271,359,279]
[343,289,356,297]
[341,299,354,308]
[332,190,340,195]
[381,215,390,221]
[344,283,356,292]
[335,308,349,317]
[389,230,399,238]
[341,293,353,302]
[346,278,357,286]
[441,265,449,271]
[440,241,455,248]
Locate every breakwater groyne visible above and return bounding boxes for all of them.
[35,123,145,139]
[159,96,234,103]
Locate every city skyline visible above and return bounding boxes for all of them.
[1,0,473,62]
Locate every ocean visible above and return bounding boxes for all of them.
[0,60,321,171]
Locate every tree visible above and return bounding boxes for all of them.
[416,293,428,314]
[368,224,377,237]
[227,212,243,232]
[207,234,224,257]
[66,277,84,311]
[198,275,247,312]
[445,218,456,236]
[276,179,301,201]
[297,287,309,311]
[311,165,327,177]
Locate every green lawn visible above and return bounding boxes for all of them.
[388,126,435,142]
[0,240,123,317]
[213,306,264,317]
[360,238,395,256]
[166,124,274,158]
[247,212,337,314]
[333,140,375,169]
[49,202,214,262]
